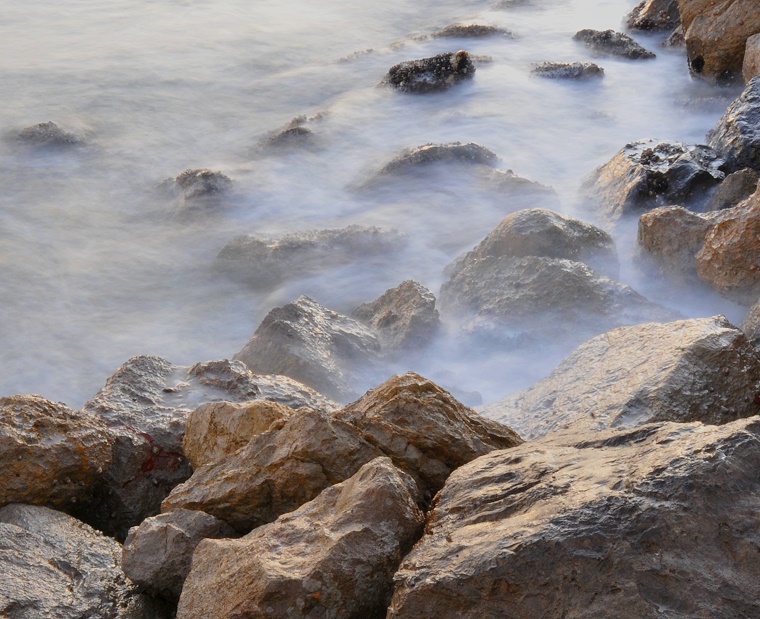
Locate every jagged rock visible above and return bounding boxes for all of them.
[678,0,760,83]
[183,399,295,469]
[705,168,759,210]
[0,504,168,618]
[388,417,760,619]
[626,0,680,31]
[531,61,604,79]
[82,355,335,539]
[740,298,760,349]
[122,509,237,601]
[16,121,81,146]
[234,296,382,402]
[744,34,760,82]
[351,280,440,356]
[479,315,760,439]
[432,24,514,38]
[707,76,760,173]
[177,458,424,619]
[382,50,475,93]
[0,395,111,510]
[215,225,406,289]
[573,29,655,59]
[581,138,725,224]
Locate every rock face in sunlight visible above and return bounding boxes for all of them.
[479,315,760,440]
[387,417,760,619]
[678,0,760,83]
[176,458,424,619]
[707,76,760,173]
[573,29,655,59]
[626,0,680,31]
[16,120,82,146]
[530,61,604,79]
[382,50,475,93]
[0,504,169,618]
[582,138,725,224]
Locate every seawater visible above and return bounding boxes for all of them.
[0,0,746,407]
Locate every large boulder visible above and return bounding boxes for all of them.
[744,34,760,82]
[0,395,112,510]
[177,458,424,619]
[388,417,760,619]
[479,315,760,440]
[581,138,725,224]
[707,76,760,173]
[677,0,760,83]
[0,504,168,618]
[626,0,680,31]
[382,51,475,93]
[573,29,655,59]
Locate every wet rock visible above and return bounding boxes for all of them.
[678,0,760,83]
[707,76,760,173]
[480,315,760,440]
[374,142,499,177]
[432,24,514,39]
[705,168,759,211]
[531,61,604,79]
[744,34,760,82]
[215,225,406,289]
[351,280,440,356]
[257,114,325,152]
[0,503,168,618]
[16,121,81,147]
[171,168,232,200]
[0,395,112,510]
[626,0,680,31]
[122,508,236,601]
[573,29,656,59]
[183,399,295,469]
[234,295,382,402]
[177,457,424,619]
[581,138,725,224]
[388,417,760,619]
[382,50,475,93]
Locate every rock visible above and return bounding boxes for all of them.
[626,0,680,31]
[234,296,382,402]
[382,50,475,93]
[0,503,168,618]
[707,76,760,173]
[744,33,760,82]
[215,225,406,290]
[374,142,499,178]
[530,61,604,79]
[0,395,112,510]
[581,138,725,224]
[171,168,232,200]
[16,121,81,146]
[432,24,514,38]
[177,457,424,619]
[705,168,759,210]
[662,25,685,47]
[740,298,760,349]
[351,280,440,356]
[387,416,760,619]
[678,0,760,83]
[573,29,655,59]
[183,399,295,469]
[122,509,236,601]
[479,315,760,440]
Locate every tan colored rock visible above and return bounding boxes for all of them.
[177,457,423,619]
[744,33,760,82]
[0,395,112,509]
[183,400,294,469]
[479,315,760,440]
[388,417,760,619]
[740,297,760,349]
[678,0,760,83]
[626,0,680,31]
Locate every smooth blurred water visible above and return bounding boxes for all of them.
[0,0,746,407]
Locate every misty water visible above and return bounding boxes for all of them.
[0,0,747,408]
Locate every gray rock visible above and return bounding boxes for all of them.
[122,509,237,601]
[432,24,514,39]
[744,33,760,82]
[382,50,476,93]
[479,315,760,440]
[16,121,81,147]
[705,168,759,210]
[740,298,760,349]
[573,29,656,59]
[626,0,680,31]
[388,416,760,619]
[663,25,685,47]
[531,61,604,79]
[0,504,168,618]
[171,168,232,200]
[707,76,760,173]
[374,142,499,177]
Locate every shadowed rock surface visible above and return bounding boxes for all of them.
[626,0,680,31]
[382,51,475,93]
[388,417,760,619]
[740,298,760,349]
[705,168,759,211]
[16,121,82,146]
[573,29,655,59]
[707,76,760,173]
[531,61,604,79]
[479,315,760,439]
[432,24,514,39]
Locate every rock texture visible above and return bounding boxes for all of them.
[744,34,760,83]
[122,508,236,601]
[170,168,232,201]
[573,29,655,59]
[432,24,514,39]
[582,138,725,223]
[531,61,604,79]
[0,504,167,618]
[678,0,760,83]
[177,458,424,619]
[382,51,476,93]
[0,395,112,509]
[374,142,499,177]
[707,76,760,173]
[479,315,760,440]
[16,121,81,146]
[705,168,759,211]
[626,0,680,31]
[740,298,760,349]
[388,417,760,619]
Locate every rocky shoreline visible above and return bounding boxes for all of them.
[4,0,760,617]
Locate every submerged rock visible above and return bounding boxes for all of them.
[531,61,604,79]
[744,34,760,82]
[707,76,760,173]
[432,24,514,39]
[626,0,680,31]
[382,50,475,93]
[16,121,82,147]
[480,315,760,439]
[573,29,656,59]
[169,168,232,200]
[374,142,499,177]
